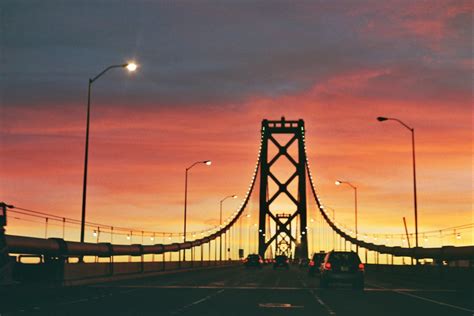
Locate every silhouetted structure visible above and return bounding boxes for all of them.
[259,118,308,259]
[0,202,13,284]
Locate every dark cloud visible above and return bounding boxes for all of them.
[0,0,470,108]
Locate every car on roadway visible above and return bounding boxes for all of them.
[308,252,326,276]
[320,251,364,289]
[273,255,290,270]
[243,254,263,268]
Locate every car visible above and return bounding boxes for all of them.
[273,255,290,270]
[320,251,364,289]
[243,254,263,268]
[308,252,326,276]
[298,258,310,268]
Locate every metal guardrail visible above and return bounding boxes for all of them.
[4,135,473,261]
[6,229,223,258]
[5,148,260,259]
[4,134,263,260]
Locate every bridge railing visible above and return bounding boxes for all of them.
[2,135,263,262]
[303,141,474,261]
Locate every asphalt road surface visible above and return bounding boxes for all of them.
[1,264,473,315]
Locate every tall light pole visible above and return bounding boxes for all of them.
[219,195,237,261]
[183,160,211,261]
[80,62,137,243]
[377,116,419,261]
[335,180,358,254]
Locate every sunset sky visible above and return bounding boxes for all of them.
[0,1,472,245]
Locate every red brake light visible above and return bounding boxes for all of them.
[324,262,332,270]
[358,263,365,271]
[309,260,315,267]
[259,259,263,263]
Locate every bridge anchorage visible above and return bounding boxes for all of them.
[258,118,308,260]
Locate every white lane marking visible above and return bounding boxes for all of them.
[94,284,309,290]
[259,303,304,309]
[170,289,225,315]
[301,276,336,316]
[309,289,336,315]
[57,298,90,306]
[55,288,140,307]
[368,283,474,313]
[91,284,458,293]
[393,289,473,313]
[363,288,456,293]
[275,276,281,287]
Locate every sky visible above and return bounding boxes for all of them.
[0,1,472,245]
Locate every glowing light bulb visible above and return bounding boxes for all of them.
[126,62,137,72]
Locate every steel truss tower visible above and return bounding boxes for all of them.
[258,118,308,259]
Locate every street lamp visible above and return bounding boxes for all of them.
[335,180,358,254]
[220,195,237,261]
[183,160,212,261]
[377,116,419,255]
[80,62,137,243]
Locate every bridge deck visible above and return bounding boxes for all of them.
[1,265,472,315]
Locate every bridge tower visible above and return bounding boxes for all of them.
[258,118,308,259]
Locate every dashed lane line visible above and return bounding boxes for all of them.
[367,282,474,314]
[170,289,225,315]
[259,303,304,309]
[391,289,473,313]
[299,277,336,315]
[308,289,337,315]
[91,284,458,292]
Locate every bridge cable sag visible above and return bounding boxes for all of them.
[302,135,473,260]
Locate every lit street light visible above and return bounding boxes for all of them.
[377,116,419,262]
[335,180,358,255]
[80,62,137,244]
[183,160,212,261]
[220,195,237,261]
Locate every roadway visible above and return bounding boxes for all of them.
[1,264,472,315]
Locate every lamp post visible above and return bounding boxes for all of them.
[335,180,358,254]
[377,116,419,262]
[219,195,237,261]
[80,62,137,243]
[183,160,212,261]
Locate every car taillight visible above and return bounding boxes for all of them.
[286,260,289,263]
[358,263,365,271]
[243,259,248,263]
[324,262,332,270]
[309,260,315,267]
[259,259,263,263]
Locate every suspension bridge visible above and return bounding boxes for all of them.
[1,118,472,315]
